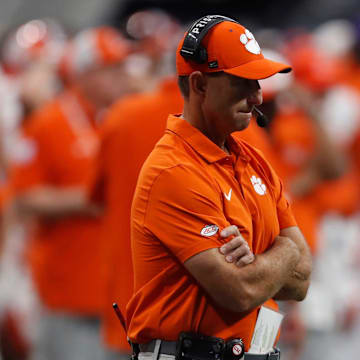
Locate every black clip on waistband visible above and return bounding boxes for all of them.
[139,334,280,360]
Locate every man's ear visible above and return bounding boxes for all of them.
[189,71,207,97]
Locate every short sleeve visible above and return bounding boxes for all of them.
[275,176,297,229]
[144,164,231,263]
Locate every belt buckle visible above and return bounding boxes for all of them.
[268,352,280,360]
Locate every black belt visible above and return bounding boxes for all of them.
[139,340,280,360]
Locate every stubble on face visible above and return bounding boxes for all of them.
[203,73,260,135]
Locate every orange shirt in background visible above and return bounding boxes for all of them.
[9,88,102,315]
[236,118,322,253]
[236,118,287,179]
[268,109,320,253]
[89,78,183,350]
[270,108,360,253]
[127,115,297,350]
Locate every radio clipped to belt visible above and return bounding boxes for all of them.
[176,332,245,360]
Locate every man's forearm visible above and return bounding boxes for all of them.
[236,236,301,310]
[15,186,102,218]
[273,228,312,301]
[189,235,300,312]
[272,272,310,301]
[272,256,312,301]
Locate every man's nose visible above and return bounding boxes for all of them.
[247,88,263,107]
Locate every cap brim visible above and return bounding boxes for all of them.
[224,58,292,80]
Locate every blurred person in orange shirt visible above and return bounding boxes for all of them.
[0,20,67,360]
[88,12,184,360]
[265,33,360,360]
[0,43,52,359]
[8,26,135,360]
[273,34,359,252]
[89,77,183,360]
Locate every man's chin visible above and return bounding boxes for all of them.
[233,113,252,131]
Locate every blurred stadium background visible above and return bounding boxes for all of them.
[2,0,360,31]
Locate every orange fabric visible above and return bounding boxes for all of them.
[344,62,360,95]
[270,107,360,254]
[9,88,102,314]
[290,170,360,255]
[270,109,316,179]
[127,115,297,350]
[313,169,360,216]
[235,117,322,253]
[284,34,347,92]
[89,78,183,350]
[290,197,320,254]
[0,184,11,211]
[269,109,325,254]
[176,17,291,78]
[235,119,286,179]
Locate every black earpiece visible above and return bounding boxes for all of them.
[253,107,269,128]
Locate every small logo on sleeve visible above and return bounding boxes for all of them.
[200,224,219,237]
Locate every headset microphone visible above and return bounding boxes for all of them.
[253,107,268,128]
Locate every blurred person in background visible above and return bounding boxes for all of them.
[88,10,183,360]
[256,27,360,360]
[1,18,66,122]
[123,9,182,91]
[294,22,360,360]
[0,64,32,360]
[7,26,135,360]
[0,19,67,360]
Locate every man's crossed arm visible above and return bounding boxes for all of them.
[185,225,311,313]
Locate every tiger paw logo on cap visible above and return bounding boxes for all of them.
[240,29,261,55]
[250,175,267,195]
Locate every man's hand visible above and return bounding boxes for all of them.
[219,225,254,267]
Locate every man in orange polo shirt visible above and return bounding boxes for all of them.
[9,26,133,360]
[126,15,312,360]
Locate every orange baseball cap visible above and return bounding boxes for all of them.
[59,26,131,80]
[176,17,291,79]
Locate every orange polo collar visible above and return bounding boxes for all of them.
[166,114,249,163]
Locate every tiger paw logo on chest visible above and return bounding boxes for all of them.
[250,175,267,195]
